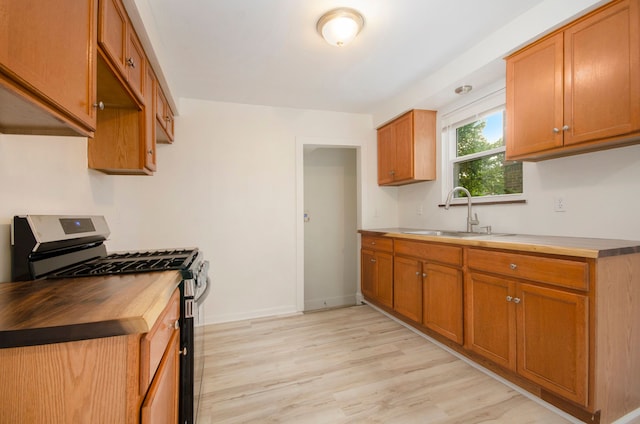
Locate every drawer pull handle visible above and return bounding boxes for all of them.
[513,297,521,304]
[510,263,517,270]
[506,296,513,302]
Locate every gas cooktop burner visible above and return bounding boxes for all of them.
[47,248,199,279]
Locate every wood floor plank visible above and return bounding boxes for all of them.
[198,305,575,423]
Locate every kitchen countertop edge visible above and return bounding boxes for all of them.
[0,271,183,349]
[359,228,640,258]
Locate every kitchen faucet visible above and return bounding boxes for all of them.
[445,186,479,232]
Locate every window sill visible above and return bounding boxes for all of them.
[438,199,527,208]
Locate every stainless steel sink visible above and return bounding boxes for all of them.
[402,229,513,238]
[402,229,485,237]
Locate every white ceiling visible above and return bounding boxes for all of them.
[144,0,548,115]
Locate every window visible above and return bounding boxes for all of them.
[442,88,523,203]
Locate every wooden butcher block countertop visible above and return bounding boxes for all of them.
[0,271,182,348]
[359,228,640,258]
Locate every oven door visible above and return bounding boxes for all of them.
[180,261,210,424]
[193,276,210,423]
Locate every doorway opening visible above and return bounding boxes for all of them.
[303,147,358,311]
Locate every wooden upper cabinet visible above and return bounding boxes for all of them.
[98,0,145,103]
[506,0,640,160]
[0,0,97,136]
[377,109,436,186]
[156,86,175,143]
[144,61,157,172]
[89,53,153,175]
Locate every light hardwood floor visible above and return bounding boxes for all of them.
[198,304,576,424]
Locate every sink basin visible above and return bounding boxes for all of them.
[402,230,486,237]
[402,230,514,238]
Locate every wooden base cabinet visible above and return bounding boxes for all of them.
[394,240,464,343]
[465,270,588,405]
[506,0,640,160]
[361,235,393,309]
[0,288,180,423]
[393,256,423,322]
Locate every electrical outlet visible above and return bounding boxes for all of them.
[554,196,566,212]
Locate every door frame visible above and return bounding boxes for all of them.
[295,136,364,312]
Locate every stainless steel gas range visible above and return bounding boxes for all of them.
[11,215,209,424]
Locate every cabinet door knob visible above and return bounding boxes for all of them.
[147,149,154,155]
[174,319,180,330]
[180,347,188,356]
[513,297,521,304]
[422,273,427,278]
[126,57,136,68]
[415,271,420,276]
[389,170,395,176]
[506,296,513,302]
[510,263,517,270]
[92,101,105,110]
[553,127,560,133]
[562,125,570,131]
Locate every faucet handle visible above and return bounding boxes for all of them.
[479,225,492,235]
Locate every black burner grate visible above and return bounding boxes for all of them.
[47,248,198,278]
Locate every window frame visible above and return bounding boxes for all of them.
[441,87,525,205]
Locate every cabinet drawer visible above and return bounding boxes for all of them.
[361,235,393,253]
[140,289,180,392]
[467,248,589,291]
[395,240,462,267]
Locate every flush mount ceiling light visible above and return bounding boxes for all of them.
[455,85,473,95]
[317,8,364,47]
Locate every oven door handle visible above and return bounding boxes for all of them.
[194,276,211,303]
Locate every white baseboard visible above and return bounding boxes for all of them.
[304,294,357,311]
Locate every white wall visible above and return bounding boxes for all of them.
[397,140,640,241]
[0,101,401,325]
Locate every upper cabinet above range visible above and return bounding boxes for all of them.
[506,0,640,161]
[377,109,437,186]
[0,0,98,137]
[98,0,146,104]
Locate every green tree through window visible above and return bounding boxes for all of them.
[452,111,522,198]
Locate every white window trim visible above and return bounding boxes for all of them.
[440,86,525,206]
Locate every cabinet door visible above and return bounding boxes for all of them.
[98,0,128,77]
[506,33,564,158]
[361,250,393,309]
[564,0,640,145]
[516,283,588,406]
[423,263,463,344]
[126,29,146,103]
[143,63,156,172]
[393,256,422,323]
[361,250,376,300]
[377,124,395,185]
[376,251,393,309]
[392,112,414,181]
[141,330,180,424]
[465,272,516,371]
[0,0,97,132]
